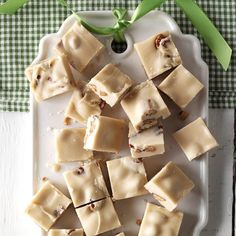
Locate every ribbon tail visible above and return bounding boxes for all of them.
[175,0,232,70]
[0,0,28,14]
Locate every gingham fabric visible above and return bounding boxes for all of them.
[0,0,235,111]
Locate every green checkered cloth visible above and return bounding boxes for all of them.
[0,0,235,111]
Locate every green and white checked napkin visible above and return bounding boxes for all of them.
[0,0,235,112]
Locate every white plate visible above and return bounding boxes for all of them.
[31,10,209,236]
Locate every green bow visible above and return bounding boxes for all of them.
[0,0,232,70]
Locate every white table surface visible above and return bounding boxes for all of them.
[0,109,234,236]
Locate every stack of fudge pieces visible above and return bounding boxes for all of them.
[25,21,218,236]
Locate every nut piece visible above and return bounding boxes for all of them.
[158,65,204,109]
[144,162,194,211]
[84,115,127,153]
[56,22,104,72]
[25,181,71,231]
[88,64,133,107]
[128,122,165,158]
[178,110,189,121]
[55,128,93,163]
[48,228,84,236]
[173,117,218,161]
[121,80,170,132]
[65,86,105,125]
[63,161,109,208]
[76,198,121,236]
[138,203,183,236]
[25,55,75,102]
[134,31,182,79]
[106,156,148,200]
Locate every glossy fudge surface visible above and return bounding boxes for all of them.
[173,117,218,161]
[145,162,194,211]
[88,64,133,107]
[158,65,204,108]
[138,203,183,236]
[25,181,71,231]
[25,56,75,102]
[121,80,170,132]
[84,115,126,153]
[55,128,93,162]
[134,32,181,79]
[106,156,148,200]
[56,22,104,72]
[76,198,121,236]
[63,161,109,207]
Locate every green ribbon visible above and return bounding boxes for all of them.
[0,0,28,15]
[0,0,233,70]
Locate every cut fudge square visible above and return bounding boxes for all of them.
[63,161,109,207]
[134,31,181,79]
[138,202,183,236]
[56,22,104,72]
[128,122,165,158]
[25,181,71,231]
[158,65,204,108]
[55,128,93,163]
[65,84,105,125]
[173,117,218,161]
[25,55,75,102]
[76,198,121,236]
[106,156,148,200]
[88,63,133,107]
[145,162,194,211]
[121,80,170,132]
[84,115,127,153]
[48,229,83,236]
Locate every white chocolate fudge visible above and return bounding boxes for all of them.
[76,198,121,236]
[48,229,83,236]
[138,203,183,236]
[65,87,105,124]
[158,65,204,108]
[55,128,93,163]
[25,181,71,231]
[84,115,126,153]
[134,32,181,79]
[63,161,109,207]
[173,117,218,161]
[106,156,148,200]
[88,64,133,107]
[128,123,165,158]
[56,22,104,72]
[25,55,75,102]
[145,162,194,211]
[121,81,170,132]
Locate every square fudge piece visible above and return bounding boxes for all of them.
[158,65,204,108]
[48,229,83,236]
[84,115,127,153]
[56,22,104,72]
[25,181,71,231]
[25,55,75,102]
[128,122,165,158]
[106,156,148,200]
[63,161,109,207]
[65,87,105,125]
[88,64,133,107]
[134,31,181,79]
[76,198,121,236]
[121,81,170,132]
[145,162,194,211]
[138,203,183,236]
[55,128,93,163]
[173,117,218,161]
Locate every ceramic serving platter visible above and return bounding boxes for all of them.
[31,10,209,236]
